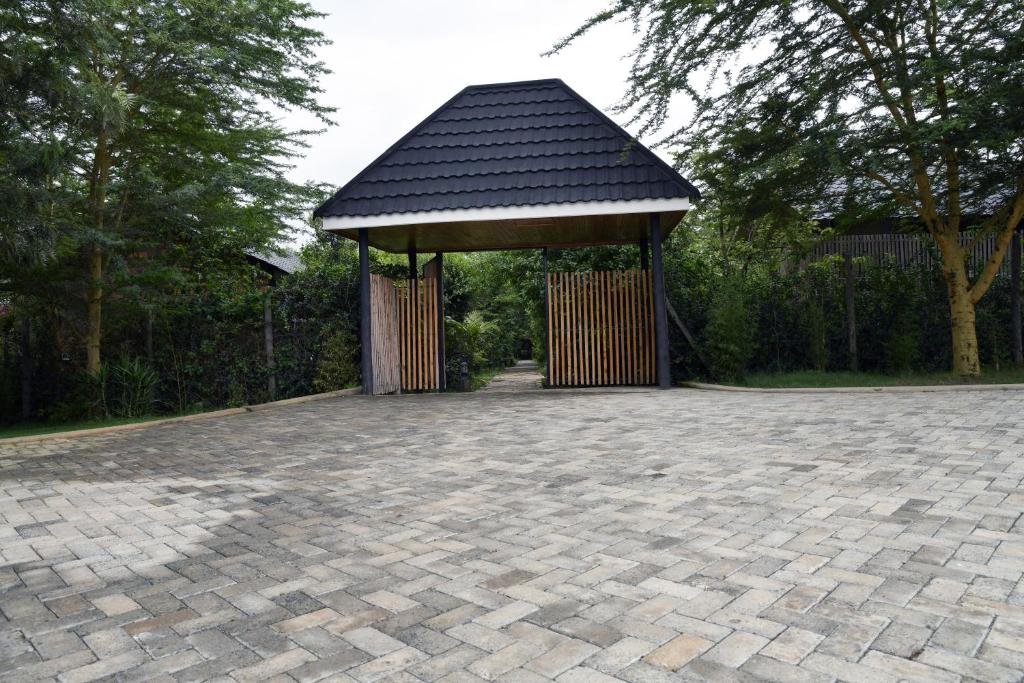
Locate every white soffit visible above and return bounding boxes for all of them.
[322,197,692,231]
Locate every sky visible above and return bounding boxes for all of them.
[281,1,691,242]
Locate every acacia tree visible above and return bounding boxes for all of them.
[555,0,1024,375]
[3,0,332,376]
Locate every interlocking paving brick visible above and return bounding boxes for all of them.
[1,387,1022,681]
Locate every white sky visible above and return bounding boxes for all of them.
[282,1,693,241]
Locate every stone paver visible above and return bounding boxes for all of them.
[2,387,1024,681]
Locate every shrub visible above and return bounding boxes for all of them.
[110,356,158,417]
[313,324,360,392]
[704,276,755,381]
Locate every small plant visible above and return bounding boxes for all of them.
[110,356,158,418]
[445,312,498,372]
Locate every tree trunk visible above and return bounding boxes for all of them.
[85,243,104,375]
[933,235,980,376]
[85,131,111,377]
[844,252,858,372]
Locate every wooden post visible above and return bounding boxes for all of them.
[640,238,649,271]
[435,252,446,390]
[145,307,154,365]
[264,289,276,400]
[1012,230,1022,366]
[20,312,31,420]
[407,247,417,280]
[649,214,671,388]
[844,252,858,372]
[543,247,550,385]
[359,228,373,395]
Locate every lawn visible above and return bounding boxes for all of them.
[0,415,167,441]
[736,367,1024,388]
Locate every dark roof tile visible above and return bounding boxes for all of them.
[314,79,698,218]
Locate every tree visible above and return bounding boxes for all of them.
[2,1,332,376]
[555,0,1024,375]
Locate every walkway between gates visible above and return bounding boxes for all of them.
[477,360,544,393]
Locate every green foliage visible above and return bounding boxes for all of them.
[556,0,1024,374]
[703,275,755,382]
[313,324,359,392]
[109,356,157,418]
[445,312,499,373]
[1,0,333,380]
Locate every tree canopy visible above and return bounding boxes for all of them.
[1,0,333,374]
[555,0,1024,374]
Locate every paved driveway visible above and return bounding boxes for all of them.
[1,388,1023,682]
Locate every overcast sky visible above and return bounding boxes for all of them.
[282,1,691,241]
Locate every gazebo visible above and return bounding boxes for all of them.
[314,79,699,394]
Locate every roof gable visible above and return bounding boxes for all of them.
[314,79,698,219]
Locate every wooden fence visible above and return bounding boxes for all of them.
[395,277,439,391]
[369,274,401,394]
[811,232,1023,277]
[547,270,655,387]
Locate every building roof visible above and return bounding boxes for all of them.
[246,249,303,277]
[315,79,698,253]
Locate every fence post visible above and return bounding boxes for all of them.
[1012,231,1022,366]
[435,252,446,391]
[20,312,32,420]
[359,228,373,395]
[649,214,671,389]
[543,247,551,386]
[264,289,275,400]
[844,252,858,372]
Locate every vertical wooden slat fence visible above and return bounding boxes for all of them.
[369,274,401,394]
[547,270,654,387]
[395,277,438,391]
[811,232,1023,278]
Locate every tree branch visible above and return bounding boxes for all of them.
[969,177,1024,303]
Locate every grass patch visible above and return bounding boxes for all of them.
[0,415,168,440]
[735,367,1024,389]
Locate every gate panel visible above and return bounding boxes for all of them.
[547,270,654,387]
[369,274,401,394]
[396,277,438,391]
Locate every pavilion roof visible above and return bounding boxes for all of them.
[315,79,698,252]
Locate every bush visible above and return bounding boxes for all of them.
[313,324,359,392]
[110,356,158,417]
[704,276,755,381]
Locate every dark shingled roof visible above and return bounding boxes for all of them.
[314,79,699,219]
[246,249,303,276]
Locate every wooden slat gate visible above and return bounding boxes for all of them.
[395,276,439,392]
[369,274,401,394]
[367,274,440,394]
[547,270,655,387]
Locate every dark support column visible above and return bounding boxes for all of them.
[543,248,550,385]
[649,214,671,388]
[1012,230,1022,366]
[264,289,276,400]
[435,252,446,391]
[359,228,373,395]
[640,238,649,270]
[844,252,858,372]
[407,247,417,280]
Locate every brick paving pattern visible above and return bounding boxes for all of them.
[1,387,1023,682]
